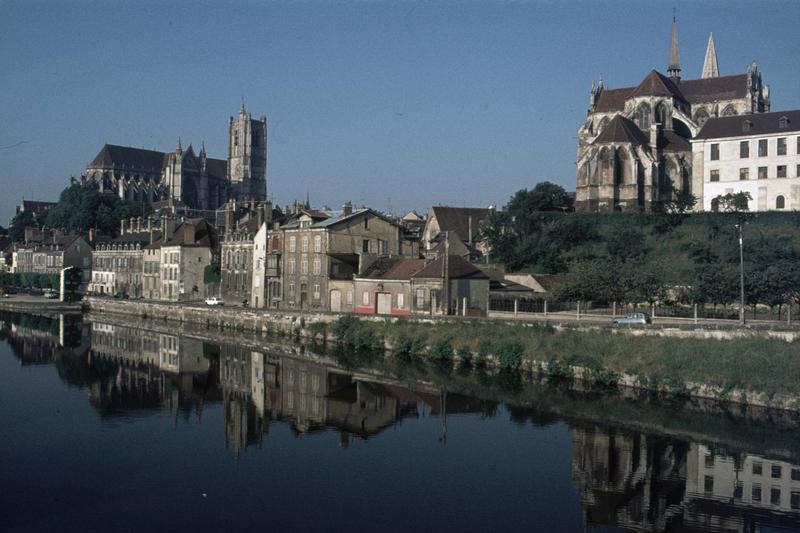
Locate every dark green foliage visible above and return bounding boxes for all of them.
[42,182,151,236]
[494,341,523,370]
[0,272,58,289]
[331,315,382,351]
[8,210,34,242]
[428,338,454,360]
[203,263,221,283]
[393,333,427,357]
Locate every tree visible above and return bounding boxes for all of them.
[507,181,570,216]
[711,191,752,213]
[8,210,34,242]
[42,182,150,236]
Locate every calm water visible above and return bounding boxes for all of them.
[2,312,800,533]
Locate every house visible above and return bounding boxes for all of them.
[279,203,406,311]
[353,257,426,316]
[251,210,286,309]
[422,206,491,259]
[12,231,92,288]
[410,255,490,316]
[692,110,800,211]
[159,219,218,301]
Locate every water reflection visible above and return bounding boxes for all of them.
[2,312,799,532]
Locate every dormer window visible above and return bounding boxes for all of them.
[742,120,753,132]
[779,116,789,129]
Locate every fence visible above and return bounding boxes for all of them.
[489,297,799,324]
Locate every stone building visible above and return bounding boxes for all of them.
[422,206,490,259]
[410,255,490,316]
[353,257,425,316]
[693,110,800,211]
[83,104,267,213]
[251,219,284,309]
[575,21,771,212]
[280,204,405,311]
[13,232,92,287]
[220,217,259,305]
[159,219,218,301]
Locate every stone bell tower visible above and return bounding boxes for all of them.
[227,102,267,202]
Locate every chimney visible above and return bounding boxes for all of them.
[120,219,127,235]
[184,221,195,244]
[343,201,353,216]
[136,216,143,233]
[165,218,176,241]
[88,228,95,243]
[264,201,273,224]
[468,216,473,246]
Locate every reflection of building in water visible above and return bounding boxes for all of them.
[685,443,800,531]
[88,321,215,423]
[218,343,486,456]
[0,313,88,365]
[571,425,800,532]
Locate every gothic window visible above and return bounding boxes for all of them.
[635,103,651,130]
[694,107,710,127]
[777,196,785,209]
[655,102,668,126]
[722,105,737,117]
[599,148,613,183]
[616,148,631,184]
[598,117,610,135]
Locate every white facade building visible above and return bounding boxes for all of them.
[693,110,800,211]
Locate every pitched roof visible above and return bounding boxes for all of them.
[593,115,649,145]
[411,255,489,280]
[111,231,161,245]
[89,144,165,171]
[359,257,426,280]
[630,70,686,102]
[594,88,633,113]
[679,74,748,103]
[695,109,800,140]
[19,200,56,213]
[430,206,490,243]
[162,219,218,248]
[658,130,691,152]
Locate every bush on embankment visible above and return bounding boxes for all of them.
[332,316,800,398]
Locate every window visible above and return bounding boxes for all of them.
[758,166,768,180]
[362,291,369,306]
[772,465,783,478]
[289,236,296,253]
[753,484,762,502]
[792,468,800,481]
[314,235,321,252]
[742,120,753,132]
[777,196,786,209]
[734,482,743,500]
[792,492,800,510]
[704,475,714,493]
[740,140,749,158]
[753,462,763,476]
[771,487,781,506]
[777,165,787,178]
[362,239,370,253]
[739,168,749,181]
[346,290,353,304]
[313,284,320,300]
[758,139,768,157]
[288,283,295,300]
[710,143,719,160]
[301,259,308,274]
[778,137,787,155]
[364,217,369,230]
[797,164,800,178]
[288,259,296,274]
[704,454,714,468]
[313,258,321,275]
[397,293,404,309]
[797,136,800,154]
[709,170,720,182]
[301,237,308,252]
[416,289,425,308]
[779,116,789,129]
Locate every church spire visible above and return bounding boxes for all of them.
[176,137,182,152]
[667,13,681,80]
[701,32,719,79]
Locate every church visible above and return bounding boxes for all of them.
[575,20,770,212]
[83,104,267,213]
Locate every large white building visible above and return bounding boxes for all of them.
[693,110,800,211]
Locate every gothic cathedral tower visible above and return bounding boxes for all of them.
[227,103,267,202]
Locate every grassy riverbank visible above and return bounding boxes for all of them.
[318,317,800,399]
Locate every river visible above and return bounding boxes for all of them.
[1,311,799,532]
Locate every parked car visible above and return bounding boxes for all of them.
[43,290,58,299]
[612,312,649,325]
[113,292,129,299]
[205,296,224,306]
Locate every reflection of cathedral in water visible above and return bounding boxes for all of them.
[571,425,800,532]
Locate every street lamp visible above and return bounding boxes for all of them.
[735,223,745,325]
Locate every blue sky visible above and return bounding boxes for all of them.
[2,0,799,223]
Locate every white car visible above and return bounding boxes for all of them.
[43,290,58,299]
[205,296,224,306]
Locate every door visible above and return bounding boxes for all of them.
[377,293,392,315]
[330,290,342,312]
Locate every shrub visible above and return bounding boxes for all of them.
[495,341,523,370]
[331,315,361,344]
[429,338,454,360]
[393,333,427,357]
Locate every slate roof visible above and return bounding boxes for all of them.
[162,219,218,248]
[593,115,649,145]
[430,206,490,243]
[89,144,165,171]
[695,109,800,139]
[359,257,426,280]
[593,73,748,113]
[411,255,489,280]
[658,130,692,152]
[630,70,687,102]
[110,231,161,245]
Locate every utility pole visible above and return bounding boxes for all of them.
[737,223,745,326]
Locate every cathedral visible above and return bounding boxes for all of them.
[83,104,267,212]
[575,20,770,212]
